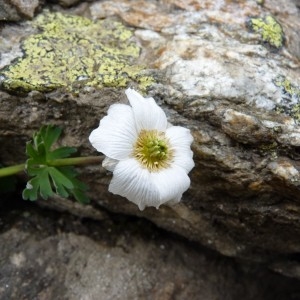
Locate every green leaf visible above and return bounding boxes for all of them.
[48,167,74,190]
[23,125,89,203]
[56,166,89,203]
[48,147,77,160]
[39,168,54,199]
[43,125,62,151]
[25,142,40,161]
[26,158,46,176]
[72,188,90,204]
[23,177,39,201]
[58,166,77,179]
[53,180,69,198]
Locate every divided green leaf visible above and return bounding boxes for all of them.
[22,125,89,204]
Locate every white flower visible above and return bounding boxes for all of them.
[89,88,194,210]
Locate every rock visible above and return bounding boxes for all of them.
[0,11,153,93]
[0,0,40,21]
[1,201,300,299]
[1,0,300,280]
[264,0,300,59]
[50,0,81,7]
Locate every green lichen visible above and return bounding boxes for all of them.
[274,76,300,97]
[249,15,284,48]
[0,11,155,93]
[274,75,300,122]
[291,104,300,121]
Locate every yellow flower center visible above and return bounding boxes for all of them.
[133,130,173,171]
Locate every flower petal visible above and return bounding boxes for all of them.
[109,158,160,210]
[89,104,137,160]
[102,157,119,172]
[151,165,191,208]
[166,126,195,173]
[125,88,168,131]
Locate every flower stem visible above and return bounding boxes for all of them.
[0,156,102,178]
[0,164,25,178]
[48,156,102,167]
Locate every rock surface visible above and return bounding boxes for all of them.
[0,0,40,21]
[1,0,300,280]
[1,199,300,300]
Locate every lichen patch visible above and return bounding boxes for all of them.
[274,75,300,123]
[0,11,154,94]
[248,15,284,48]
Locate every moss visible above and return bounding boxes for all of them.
[249,15,284,48]
[0,11,155,94]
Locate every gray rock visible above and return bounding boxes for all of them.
[50,0,81,7]
[1,202,300,299]
[0,0,40,21]
[1,0,300,280]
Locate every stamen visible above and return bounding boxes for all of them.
[133,130,173,171]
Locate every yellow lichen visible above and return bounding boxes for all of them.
[0,11,154,93]
[250,15,284,48]
[274,76,300,97]
[274,75,300,122]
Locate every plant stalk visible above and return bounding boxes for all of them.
[0,164,25,178]
[0,156,102,178]
[48,156,102,167]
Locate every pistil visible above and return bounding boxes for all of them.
[133,130,173,171]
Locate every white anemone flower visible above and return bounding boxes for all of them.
[89,88,194,210]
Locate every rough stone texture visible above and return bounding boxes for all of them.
[49,0,81,7]
[1,0,300,280]
[0,11,154,93]
[0,0,40,21]
[1,200,300,300]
